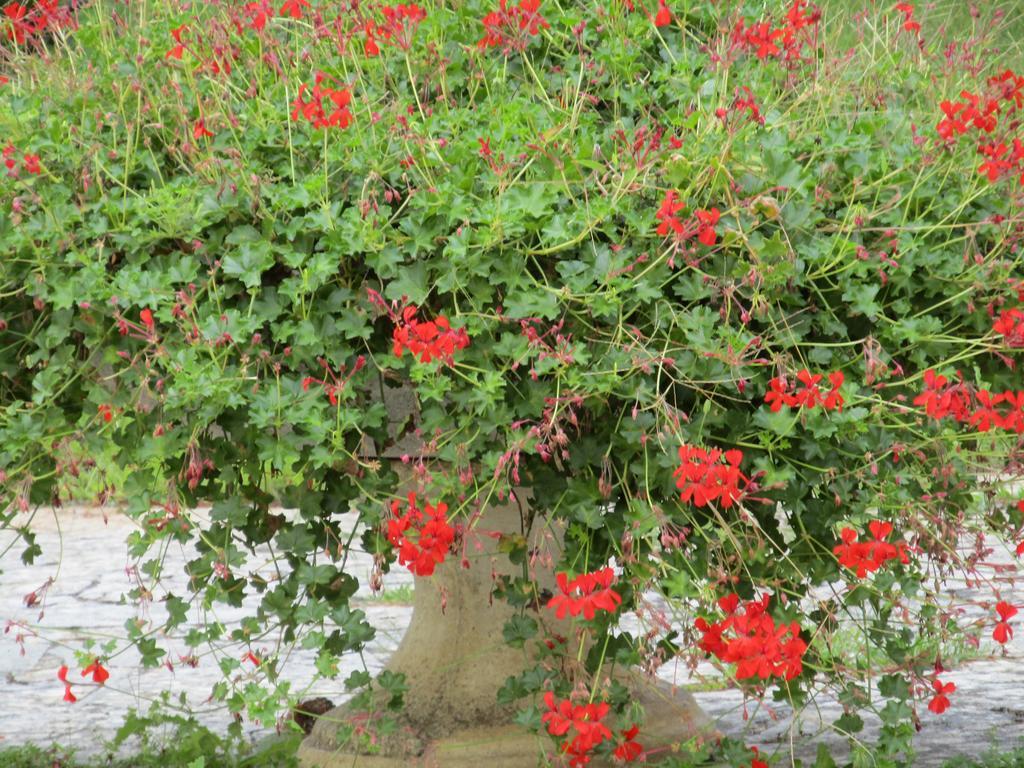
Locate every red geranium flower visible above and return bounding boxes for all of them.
[695,207,720,246]
[674,444,748,508]
[928,678,955,714]
[833,521,909,578]
[541,691,613,767]
[653,0,671,27]
[57,665,76,703]
[546,567,622,620]
[279,0,309,19]
[166,24,187,60]
[82,659,110,684]
[379,4,427,51]
[478,0,549,51]
[993,601,1017,644]
[245,1,272,31]
[655,190,685,236]
[613,725,644,762]
[291,74,354,131]
[387,493,455,577]
[694,593,807,682]
[193,119,214,141]
[3,2,31,45]
[993,308,1024,347]
[392,305,470,365]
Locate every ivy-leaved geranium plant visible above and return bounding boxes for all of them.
[2,0,1024,765]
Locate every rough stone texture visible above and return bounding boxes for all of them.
[2,509,1024,765]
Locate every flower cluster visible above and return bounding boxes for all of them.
[386,493,455,577]
[993,307,1024,347]
[673,444,748,509]
[764,369,844,412]
[3,0,73,46]
[914,369,1024,434]
[893,3,921,36]
[832,521,910,578]
[541,691,616,767]
[654,191,720,246]
[993,601,1017,644]
[290,72,354,130]
[730,0,821,63]
[935,68,1024,186]
[546,567,622,621]
[478,0,549,52]
[280,0,310,19]
[694,594,807,682]
[377,4,426,51]
[392,305,470,365]
[3,143,40,178]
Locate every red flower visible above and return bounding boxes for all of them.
[745,22,785,59]
[750,746,769,768]
[166,24,187,60]
[541,691,613,766]
[291,75,354,131]
[694,593,807,682]
[97,404,113,423]
[386,493,455,576]
[279,0,309,19]
[928,678,955,714]
[993,601,1017,644]
[82,659,109,684]
[894,3,920,34]
[242,651,262,666]
[993,308,1024,347]
[392,305,470,365]
[140,308,155,331]
[653,0,671,27]
[57,665,76,703]
[364,23,380,56]
[655,190,685,236]
[478,0,549,52]
[22,153,40,174]
[3,2,31,45]
[546,567,622,621]
[613,725,644,762]
[245,1,272,31]
[695,207,720,246]
[379,4,427,51]
[765,369,844,412]
[674,444,748,508]
[192,119,214,141]
[833,521,909,578]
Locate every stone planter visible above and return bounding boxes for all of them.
[298,382,714,766]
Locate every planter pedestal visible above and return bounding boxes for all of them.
[298,495,713,767]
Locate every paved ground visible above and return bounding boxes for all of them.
[1,508,1023,765]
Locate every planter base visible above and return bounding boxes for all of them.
[298,678,716,767]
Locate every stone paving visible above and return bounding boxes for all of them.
[1,508,1023,765]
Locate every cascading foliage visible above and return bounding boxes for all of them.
[2,0,1024,765]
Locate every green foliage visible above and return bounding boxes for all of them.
[2,0,1024,763]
